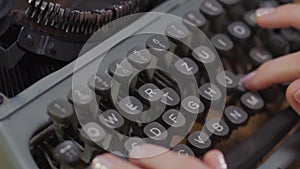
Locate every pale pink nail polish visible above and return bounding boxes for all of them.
[255,8,275,18]
[91,156,112,169]
[241,71,256,84]
[293,90,300,104]
[216,153,228,169]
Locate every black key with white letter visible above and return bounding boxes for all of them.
[204,118,230,141]
[240,92,265,114]
[187,131,212,156]
[224,106,249,129]
[144,122,169,147]
[54,141,82,167]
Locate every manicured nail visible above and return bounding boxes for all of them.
[91,156,112,169]
[255,8,275,18]
[294,90,300,105]
[241,71,256,84]
[129,145,147,159]
[216,153,228,169]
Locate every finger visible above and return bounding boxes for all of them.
[243,51,300,90]
[91,154,142,169]
[286,79,300,115]
[129,144,211,169]
[203,150,228,169]
[255,4,300,29]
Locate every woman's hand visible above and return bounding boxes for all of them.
[243,3,300,115]
[91,144,227,169]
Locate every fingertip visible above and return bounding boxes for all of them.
[129,144,169,159]
[254,7,276,27]
[242,71,257,90]
[204,150,227,169]
[286,79,300,115]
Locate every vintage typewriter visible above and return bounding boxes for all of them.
[0,0,300,169]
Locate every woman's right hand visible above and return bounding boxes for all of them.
[242,3,300,115]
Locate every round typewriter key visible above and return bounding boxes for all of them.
[146,34,170,54]
[216,71,238,94]
[175,57,199,76]
[124,137,145,152]
[200,0,226,32]
[81,122,106,145]
[99,110,125,131]
[280,28,300,52]
[143,122,169,146]
[127,46,152,69]
[224,106,249,128]
[192,45,216,64]
[249,47,272,67]
[118,96,143,121]
[199,83,222,103]
[54,141,82,167]
[68,86,96,112]
[146,34,173,67]
[162,109,186,128]
[48,99,74,124]
[187,131,212,156]
[240,92,265,114]
[161,87,180,107]
[172,144,195,157]
[165,22,190,41]
[181,96,205,117]
[267,34,290,57]
[200,0,224,19]
[183,10,208,32]
[108,58,133,81]
[227,21,251,44]
[162,109,189,136]
[204,118,230,140]
[138,83,164,102]
[88,73,112,96]
[211,34,234,59]
[244,11,257,31]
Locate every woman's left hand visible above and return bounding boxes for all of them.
[91,144,227,169]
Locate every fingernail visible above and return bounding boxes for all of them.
[255,8,275,18]
[91,156,112,169]
[241,71,256,84]
[293,90,300,104]
[129,145,147,159]
[216,153,228,169]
